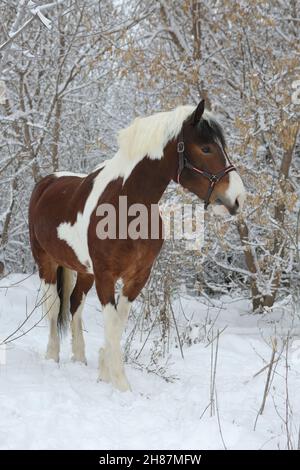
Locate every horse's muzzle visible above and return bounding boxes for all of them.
[213,195,243,216]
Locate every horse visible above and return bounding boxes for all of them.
[28,100,246,391]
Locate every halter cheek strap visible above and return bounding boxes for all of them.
[176,129,236,210]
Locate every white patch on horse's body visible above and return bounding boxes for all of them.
[98,302,130,391]
[42,281,60,362]
[71,293,87,364]
[57,152,138,272]
[57,105,205,271]
[54,171,87,178]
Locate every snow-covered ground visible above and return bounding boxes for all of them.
[0,274,299,450]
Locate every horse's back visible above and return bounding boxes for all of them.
[29,173,87,229]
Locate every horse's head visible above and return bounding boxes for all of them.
[177,100,246,215]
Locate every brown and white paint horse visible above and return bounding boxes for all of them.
[29,100,246,391]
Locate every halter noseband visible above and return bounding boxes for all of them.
[176,128,236,210]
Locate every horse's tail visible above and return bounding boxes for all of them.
[56,266,76,336]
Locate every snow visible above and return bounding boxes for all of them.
[0,274,299,450]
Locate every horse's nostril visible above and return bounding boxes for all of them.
[235,198,239,209]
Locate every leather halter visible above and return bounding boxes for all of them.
[176,129,236,210]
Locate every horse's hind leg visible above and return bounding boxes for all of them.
[70,272,94,364]
[39,260,61,362]
[30,230,61,362]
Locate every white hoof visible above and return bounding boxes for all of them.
[111,372,131,392]
[45,345,59,363]
[98,349,131,391]
[71,354,87,365]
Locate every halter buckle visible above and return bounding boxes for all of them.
[177,142,184,153]
[209,174,218,183]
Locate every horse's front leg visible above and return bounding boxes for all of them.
[95,273,131,392]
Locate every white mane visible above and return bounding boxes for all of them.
[117,105,216,164]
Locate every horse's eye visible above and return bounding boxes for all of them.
[201,146,211,154]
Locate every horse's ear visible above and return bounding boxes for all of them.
[193,99,205,125]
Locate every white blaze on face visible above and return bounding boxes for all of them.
[213,138,246,213]
[225,170,246,211]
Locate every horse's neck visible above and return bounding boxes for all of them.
[123,141,177,205]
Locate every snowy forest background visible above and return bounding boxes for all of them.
[0,0,299,311]
[0,0,300,451]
